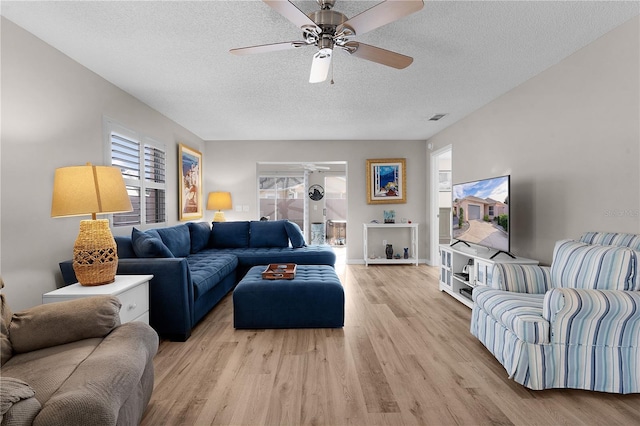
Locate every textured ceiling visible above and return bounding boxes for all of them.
[2,1,638,141]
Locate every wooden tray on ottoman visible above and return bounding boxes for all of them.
[262,264,297,280]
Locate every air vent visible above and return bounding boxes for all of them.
[429,113,448,121]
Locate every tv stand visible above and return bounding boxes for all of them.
[489,250,516,260]
[438,244,538,308]
[450,239,470,248]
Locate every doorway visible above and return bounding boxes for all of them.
[430,146,452,265]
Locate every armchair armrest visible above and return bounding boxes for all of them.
[491,263,552,294]
[10,296,121,353]
[543,288,640,347]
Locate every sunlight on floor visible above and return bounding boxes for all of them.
[332,246,346,275]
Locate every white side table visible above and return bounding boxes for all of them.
[43,275,152,324]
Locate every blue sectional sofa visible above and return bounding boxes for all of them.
[60,220,336,341]
[471,232,640,393]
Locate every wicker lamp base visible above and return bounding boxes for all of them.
[212,211,227,222]
[73,219,118,286]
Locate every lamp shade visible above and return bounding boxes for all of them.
[51,163,132,286]
[206,192,232,211]
[51,163,132,218]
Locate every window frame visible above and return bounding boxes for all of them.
[104,118,167,228]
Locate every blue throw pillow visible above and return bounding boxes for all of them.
[155,224,191,258]
[284,220,306,248]
[131,228,174,258]
[114,236,136,258]
[210,221,250,248]
[249,220,289,248]
[187,222,211,253]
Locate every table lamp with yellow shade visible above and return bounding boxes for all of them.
[51,163,132,286]
[207,191,232,222]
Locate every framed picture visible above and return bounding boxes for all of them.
[439,170,452,192]
[366,158,406,204]
[178,143,203,220]
[384,210,396,223]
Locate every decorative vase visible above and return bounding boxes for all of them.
[403,248,409,259]
[385,244,393,259]
[73,219,118,286]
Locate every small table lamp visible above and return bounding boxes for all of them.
[51,163,132,286]
[207,191,232,222]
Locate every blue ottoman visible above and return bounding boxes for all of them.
[233,265,344,329]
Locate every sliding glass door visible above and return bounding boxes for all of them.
[258,176,305,228]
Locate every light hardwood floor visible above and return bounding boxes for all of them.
[141,264,640,425]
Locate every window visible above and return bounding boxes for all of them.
[106,120,166,227]
[258,176,305,228]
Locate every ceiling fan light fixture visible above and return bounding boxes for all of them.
[310,48,333,83]
[233,0,425,83]
[318,47,332,59]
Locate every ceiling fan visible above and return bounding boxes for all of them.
[230,0,424,83]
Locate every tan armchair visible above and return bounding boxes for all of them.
[1,278,158,425]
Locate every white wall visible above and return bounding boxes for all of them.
[1,18,204,310]
[203,140,428,264]
[4,12,637,308]
[427,16,640,264]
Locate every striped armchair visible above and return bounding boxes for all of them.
[470,232,640,393]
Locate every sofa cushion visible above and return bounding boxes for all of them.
[284,220,306,248]
[249,220,289,248]
[491,264,552,294]
[186,251,238,299]
[155,224,191,258]
[1,338,102,407]
[579,232,640,251]
[10,296,121,353]
[473,286,549,344]
[551,239,636,291]
[210,221,249,248]
[209,246,336,269]
[131,228,174,258]
[31,323,158,425]
[187,222,212,254]
[115,236,136,258]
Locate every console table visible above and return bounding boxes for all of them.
[363,222,419,266]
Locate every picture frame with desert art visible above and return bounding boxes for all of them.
[178,143,203,220]
[366,158,406,204]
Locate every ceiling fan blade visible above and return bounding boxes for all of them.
[309,49,332,83]
[339,0,424,37]
[230,41,309,55]
[344,42,413,69]
[263,0,321,31]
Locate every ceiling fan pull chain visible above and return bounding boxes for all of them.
[330,54,335,85]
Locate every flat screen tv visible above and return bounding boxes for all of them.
[451,175,513,258]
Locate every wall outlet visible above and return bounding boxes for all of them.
[382,239,387,246]
[235,205,242,212]
[242,205,249,212]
